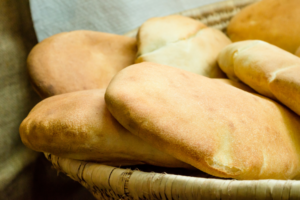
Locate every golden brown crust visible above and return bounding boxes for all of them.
[20,90,190,168]
[27,30,137,98]
[135,15,230,78]
[218,40,300,116]
[227,0,300,53]
[19,89,191,168]
[105,62,300,180]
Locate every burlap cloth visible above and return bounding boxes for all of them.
[0,0,94,199]
[1,0,225,199]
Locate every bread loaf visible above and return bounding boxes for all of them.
[19,89,191,168]
[218,40,300,116]
[227,0,300,53]
[135,15,230,78]
[27,30,136,98]
[105,62,300,180]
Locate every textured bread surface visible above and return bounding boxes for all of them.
[27,30,136,98]
[19,89,191,168]
[227,0,300,53]
[105,62,300,180]
[136,15,230,78]
[218,40,300,116]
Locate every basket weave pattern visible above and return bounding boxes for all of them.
[45,0,300,199]
[46,153,300,200]
[124,0,258,37]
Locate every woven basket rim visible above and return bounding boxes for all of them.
[45,0,300,199]
[124,0,259,38]
[46,153,300,200]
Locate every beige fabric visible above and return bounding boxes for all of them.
[218,40,300,116]
[105,62,300,180]
[0,0,95,199]
[27,30,136,98]
[20,89,191,168]
[30,0,226,42]
[0,0,40,198]
[227,0,300,53]
[135,15,230,78]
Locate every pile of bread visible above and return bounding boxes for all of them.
[19,0,300,180]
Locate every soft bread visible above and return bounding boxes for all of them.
[135,15,230,78]
[136,15,206,57]
[105,62,300,180]
[218,40,300,116]
[19,89,191,168]
[227,0,300,53]
[27,30,136,98]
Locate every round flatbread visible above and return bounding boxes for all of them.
[19,89,191,168]
[105,62,300,180]
[27,30,136,98]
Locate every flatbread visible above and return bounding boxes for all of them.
[218,40,300,116]
[27,30,136,98]
[19,89,191,168]
[105,62,300,180]
[135,15,230,78]
[227,0,300,53]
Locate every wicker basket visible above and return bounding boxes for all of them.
[45,0,300,199]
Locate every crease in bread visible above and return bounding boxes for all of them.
[136,15,206,57]
[206,129,242,175]
[135,15,231,78]
[136,28,205,59]
[268,66,296,83]
[218,40,300,115]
